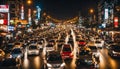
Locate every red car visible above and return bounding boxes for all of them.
[78,40,86,47]
[60,44,73,59]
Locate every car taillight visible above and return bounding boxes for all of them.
[61,53,64,56]
[70,53,73,57]
[83,42,86,44]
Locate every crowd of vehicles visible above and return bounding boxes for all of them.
[0,24,120,69]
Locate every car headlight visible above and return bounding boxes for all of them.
[9,55,12,58]
[7,54,12,58]
[36,50,39,53]
[47,63,52,67]
[85,60,88,62]
[87,60,92,63]
[17,55,21,58]
[61,63,65,67]
[85,60,92,62]
[112,51,118,54]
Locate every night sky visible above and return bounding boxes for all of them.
[37,0,98,20]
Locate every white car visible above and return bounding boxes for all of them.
[94,40,104,48]
[87,45,99,58]
[27,44,40,55]
[45,44,54,52]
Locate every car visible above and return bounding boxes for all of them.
[108,44,120,57]
[45,44,55,52]
[0,57,21,69]
[94,40,104,49]
[77,40,86,48]
[4,43,14,53]
[14,42,23,47]
[60,44,74,59]
[44,51,65,69]
[57,39,65,47]
[105,40,114,48]
[87,45,99,58]
[48,39,56,45]
[0,49,5,62]
[75,49,99,69]
[27,44,40,55]
[10,47,24,58]
[30,39,38,44]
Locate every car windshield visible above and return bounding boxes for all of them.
[59,40,64,42]
[48,54,62,62]
[1,58,17,66]
[63,47,71,52]
[111,46,120,51]
[95,41,101,43]
[79,40,85,42]
[7,44,13,48]
[46,44,53,47]
[49,40,55,42]
[79,50,90,55]
[106,40,114,44]
[15,43,20,45]
[29,46,37,49]
[11,48,22,54]
[88,46,97,50]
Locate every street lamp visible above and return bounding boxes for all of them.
[27,0,32,5]
[89,8,95,27]
[90,9,94,14]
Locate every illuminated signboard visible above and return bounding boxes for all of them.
[0,5,9,12]
[104,9,108,19]
[36,6,41,19]
[8,26,14,31]
[114,17,118,28]
[0,19,8,25]
[21,5,24,19]
[0,19,4,24]
[28,9,31,25]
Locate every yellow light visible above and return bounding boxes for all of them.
[27,0,32,5]
[90,9,94,14]
[33,10,37,13]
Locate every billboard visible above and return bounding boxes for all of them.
[0,13,8,25]
[104,9,108,19]
[0,5,9,12]
[114,17,118,28]
[0,5,9,25]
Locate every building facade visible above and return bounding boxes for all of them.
[98,0,119,28]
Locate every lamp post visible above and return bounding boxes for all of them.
[27,0,32,25]
[89,8,95,27]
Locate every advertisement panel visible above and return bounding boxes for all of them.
[0,5,9,31]
[114,17,118,28]
[104,9,108,19]
[0,5,9,12]
[0,13,8,25]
